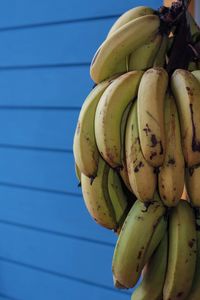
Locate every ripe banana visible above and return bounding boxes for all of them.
[128,33,162,71]
[158,93,185,207]
[90,15,160,83]
[171,69,200,167]
[131,232,168,300]
[185,164,200,207]
[95,71,143,168]
[192,70,200,83]
[187,214,200,300]
[153,34,168,67]
[163,201,197,300]
[107,6,154,37]
[125,100,156,202]
[73,80,111,178]
[112,194,166,288]
[137,67,168,167]
[75,163,81,185]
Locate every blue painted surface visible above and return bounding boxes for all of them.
[0,1,161,299]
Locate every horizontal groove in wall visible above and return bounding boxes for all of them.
[0,14,119,32]
[0,256,131,296]
[0,63,90,71]
[0,181,82,197]
[0,219,115,248]
[0,106,81,110]
[0,144,72,154]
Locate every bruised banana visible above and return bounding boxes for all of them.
[128,33,162,71]
[90,15,160,83]
[95,71,143,168]
[171,69,200,167]
[81,156,128,231]
[187,214,200,300]
[132,232,168,300]
[112,194,166,288]
[185,164,200,207]
[163,201,197,300]
[158,93,185,207]
[73,80,111,178]
[125,100,156,202]
[137,67,168,167]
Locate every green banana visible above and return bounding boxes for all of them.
[158,93,185,207]
[132,232,168,300]
[112,194,166,288]
[107,6,154,37]
[153,34,169,67]
[192,70,200,82]
[171,69,200,167]
[129,33,162,71]
[73,80,111,178]
[137,67,168,167]
[163,201,197,300]
[95,71,143,168]
[125,100,156,202]
[90,15,160,83]
[185,164,200,207]
[187,214,200,300]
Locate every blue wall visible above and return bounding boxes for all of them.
[0,1,161,299]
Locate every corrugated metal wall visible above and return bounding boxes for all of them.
[0,1,161,299]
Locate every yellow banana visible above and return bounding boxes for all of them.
[112,194,166,288]
[185,164,200,207]
[131,232,168,300]
[73,80,111,178]
[171,69,200,167]
[90,15,160,83]
[125,100,156,202]
[163,201,197,300]
[75,163,81,185]
[95,71,143,168]
[137,67,168,167]
[129,33,162,71]
[158,93,185,207]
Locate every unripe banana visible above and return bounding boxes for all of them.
[107,6,154,37]
[137,67,168,167]
[171,69,200,167]
[90,15,160,83]
[128,33,162,71]
[95,71,143,168]
[131,232,168,300]
[153,34,168,67]
[112,194,166,288]
[192,70,200,83]
[185,164,200,207]
[187,214,200,300]
[73,80,111,178]
[163,201,197,300]
[158,93,185,207]
[125,100,156,202]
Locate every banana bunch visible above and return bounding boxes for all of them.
[73,2,200,300]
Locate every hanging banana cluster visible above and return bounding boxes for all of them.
[73,4,200,300]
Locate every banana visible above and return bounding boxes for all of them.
[163,201,197,300]
[95,71,143,168]
[75,163,81,185]
[81,156,116,230]
[107,168,128,226]
[129,33,162,71]
[153,34,168,67]
[192,70,200,82]
[187,213,200,300]
[185,164,200,207]
[112,194,166,288]
[158,93,185,207]
[137,67,168,167]
[73,80,111,178]
[188,61,198,71]
[125,100,156,202]
[187,11,200,41]
[90,15,160,83]
[131,232,168,300]
[171,69,200,167]
[107,6,154,37]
